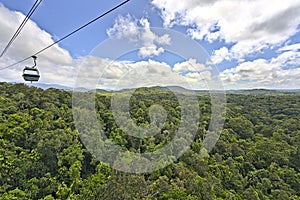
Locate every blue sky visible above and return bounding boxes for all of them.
[0,0,299,89]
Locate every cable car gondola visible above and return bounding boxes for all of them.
[23,56,40,82]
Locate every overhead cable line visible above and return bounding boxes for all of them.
[0,0,130,71]
[0,0,43,57]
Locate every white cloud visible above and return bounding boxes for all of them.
[0,4,72,65]
[220,59,278,82]
[73,56,214,90]
[278,43,300,52]
[185,71,212,81]
[107,15,171,58]
[118,59,212,89]
[271,50,300,67]
[3,2,298,90]
[173,58,207,73]
[106,14,139,40]
[138,45,165,58]
[220,50,300,89]
[0,4,74,85]
[211,47,231,64]
[0,4,212,90]
[152,0,300,62]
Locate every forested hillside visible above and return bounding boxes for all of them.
[0,82,299,199]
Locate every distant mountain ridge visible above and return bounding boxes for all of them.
[15,82,300,93]
[26,83,73,90]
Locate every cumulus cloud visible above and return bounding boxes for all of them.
[0,5,72,64]
[106,14,139,40]
[107,15,171,58]
[173,58,208,73]
[0,4,212,90]
[185,71,212,82]
[220,50,300,89]
[210,47,231,64]
[74,56,214,90]
[5,2,298,90]
[278,43,300,52]
[152,0,300,62]
[0,4,74,85]
[272,50,300,67]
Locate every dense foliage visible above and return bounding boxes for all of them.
[0,82,299,199]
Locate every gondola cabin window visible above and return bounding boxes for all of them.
[22,56,40,82]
